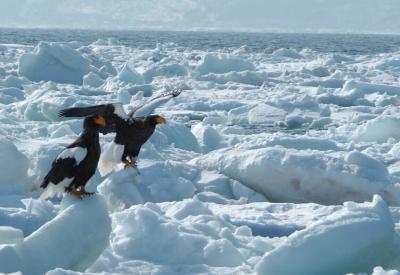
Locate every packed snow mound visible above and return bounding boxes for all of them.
[196,54,255,75]
[0,226,23,245]
[370,266,400,275]
[152,123,201,153]
[0,138,29,184]
[248,104,287,125]
[0,87,25,105]
[197,70,264,86]
[106,200,246,268]
[194,147,398,205]
[97,168,144,212]
[116,63,144,84]
[256,195,396,275]
[0,196,111,275]
[191,122,225,152]
[19,42,91,85]
[318,79,400,107]
[343,80,400,95]
[82,72,104,88]
[0,75,31,89]
[238,135,339,151]
[143,63,188,82]
[226,105,255,124]
[301,66,330,77]
[110,203,208,265]
[0,198,57,236]
[98,160,197,207]
[352,115,400,143]
[165,196,213,219]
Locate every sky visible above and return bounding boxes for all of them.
[0,0,399,34]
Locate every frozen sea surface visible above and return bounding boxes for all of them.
[0,29,400,274]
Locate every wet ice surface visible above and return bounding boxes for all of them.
[1,29,400,274]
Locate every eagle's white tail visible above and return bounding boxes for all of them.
[39,179,72,200]
[98,141,124,176]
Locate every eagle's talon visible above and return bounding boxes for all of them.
[65,186,95,199]
[123,160,138,169]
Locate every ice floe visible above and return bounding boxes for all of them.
[1,38,400,274]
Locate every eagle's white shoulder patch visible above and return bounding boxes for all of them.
[57,147,87,164]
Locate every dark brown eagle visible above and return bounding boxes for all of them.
[59,89,181,175]
[40,115,107,199]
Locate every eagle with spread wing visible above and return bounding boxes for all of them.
[59,89,182,175]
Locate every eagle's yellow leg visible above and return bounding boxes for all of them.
[66,186,95,199]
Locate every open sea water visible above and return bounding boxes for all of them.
[0,28,400,54]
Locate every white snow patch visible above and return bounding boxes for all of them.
[353,115,400,143]
[97,168,144,212]
[0,138,29,185]
[197,54,255,75]
[256,195,396,275]
[370,266,400,275]
[0,196,111,274]
[0,226,23,245]
[83,72,104,88]
[116,63,144,84]
[192,122,225,152]
[194,147,397,205]
[19,42,91,84]
[248,104,286,125]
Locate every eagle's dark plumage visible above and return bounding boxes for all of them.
[59,89,181,175]
[40,115,107,199]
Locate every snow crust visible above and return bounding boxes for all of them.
[196,54,255,75]
[256,195,396,275]
[19,42,91,85]
[0,196,111,274]
[195,147,398,205]
[0,138,29,184]
[1,39,400,274]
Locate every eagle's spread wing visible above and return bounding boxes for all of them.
[59,103,127,134]
[59,103,127,119]
[128,89,182,117]
[59,104,111,118]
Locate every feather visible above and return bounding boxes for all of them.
[98,141,125,176]
[128,89,182,117]
[59,104,108,118]
[57,147,87,165]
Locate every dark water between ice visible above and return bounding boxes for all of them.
[1,28,400,55]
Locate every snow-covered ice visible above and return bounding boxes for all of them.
[1,33,400,274]
[19,42,91,85]
[0,195,110,274]
[256,195,396,275]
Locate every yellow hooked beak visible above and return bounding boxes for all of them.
[155,116,167,124]
[94,116,106,126]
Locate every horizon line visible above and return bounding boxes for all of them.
[0,25,399,37]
